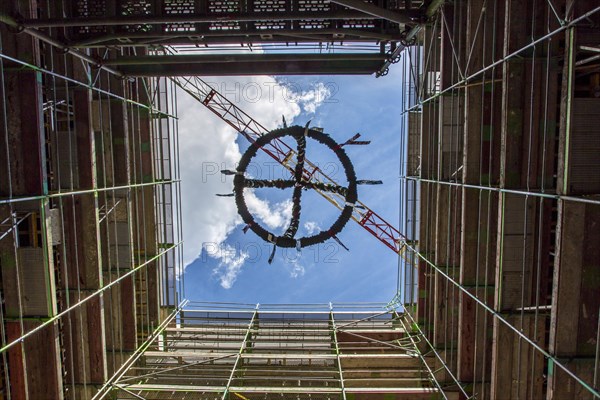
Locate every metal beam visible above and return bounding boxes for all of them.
[103,53,386,66]
[114,54,387,76]
[327,0,422,24]
[17,11,411,28]
[329,304,346,400]
[143,351,424,359]
[71,30,402,48]
[222,305,259,400]
[116,384,442,394]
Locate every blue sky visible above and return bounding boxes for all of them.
[177,65,405,304]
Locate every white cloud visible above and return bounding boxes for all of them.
[303,221,320,235]
[177,76,329,287]
[297,82,332,114]
[246,195,292,230]
[289,259,305,278]
[277,81,332,114]
[206,243,249,289]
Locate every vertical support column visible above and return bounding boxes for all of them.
[60,87,107,399]
[329,306,346,400]
[417,102,438,334]
[498,2,526,189]
[419,99,436,333]
[427,1,467,378]
[222,306,258,400]
[432,183,460,351]
[432,93,463,351]
[489,1,551,398]
[92,76,138,377]
[130,77,160,337]
[458,2,501,380]
[416,17,441,331]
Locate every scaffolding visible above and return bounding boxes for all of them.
[110,302,458,400]
[1,0,600,399]
[0,2,183,398]
[398,1,600,399]
[0,0,425,76]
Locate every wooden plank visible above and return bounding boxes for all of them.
[463,82,483,185]
[1,247,49,317]
[457,287,494,382]
[104,271,137,352]
[437,95,463,181]
[490,315,546,399]
[464,0,504,186]
[575,204,600,355]
[416,257,429,327]
[421,103,439,180]
[91,98,131,187]
[417,182,436,333]
[62,294,107,385]
[145,260,161,329]
[0,70,45,197]
[73,88,96,190]
[5,322,27,399]
[434,184,461,267]
[495,193,536,311]
[337,331,403,344]
[547,358,595,400]
[420,181,437,255]
[6,321,63,400]
[0,9,45,196]
[499,56,525,189]
[499,0,529,189]
[60,195,101,289]
[564,99,600,194]
[432,269,459,350]
[135,95,160,327]
[439,4,465,90]
[549,201,600,399]
[460,189,498,286]
[549,201,584,357]
[110,99,131,186]
[120,274,138,350]
[556,19,573,195]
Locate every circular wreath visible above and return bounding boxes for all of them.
[234,125,358,249]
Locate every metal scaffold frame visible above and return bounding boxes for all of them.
[0,0,426,76]
[398,1,600,399]
[0,2,184,397]
[108,302,458,400]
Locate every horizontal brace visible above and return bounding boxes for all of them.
[118,59,384,76]
[117,384,439,394]
[104,53,386,66]
[18,10,415,28]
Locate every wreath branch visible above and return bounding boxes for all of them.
[283,130,307,239]
[244,179,296,189]
[233,125,358,249]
